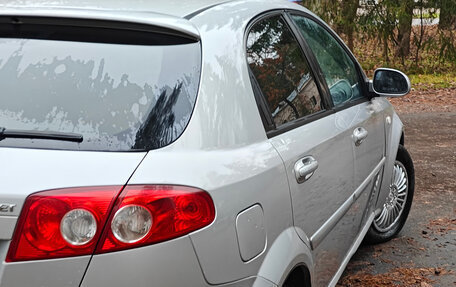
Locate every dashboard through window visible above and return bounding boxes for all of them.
[247,15,323,128]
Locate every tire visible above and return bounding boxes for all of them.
[364,144,415,244]
[282,266,311,287]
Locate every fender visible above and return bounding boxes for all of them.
[375,106,403,212]
[257,227,314,287]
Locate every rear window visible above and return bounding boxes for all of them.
[0,34,200,151]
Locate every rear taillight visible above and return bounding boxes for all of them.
[96,185,215,253]
[6,186,121,262]
[6,185,215,262]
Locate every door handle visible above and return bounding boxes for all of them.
[353,127,368,146]
[294,156,318,184]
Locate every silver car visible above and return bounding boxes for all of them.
[0,1,414,286]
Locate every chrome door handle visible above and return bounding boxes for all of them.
[353,127,368,146]
[294,156,318,184]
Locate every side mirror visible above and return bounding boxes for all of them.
[369,68,411,97]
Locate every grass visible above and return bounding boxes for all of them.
[414,12,440,19]
[409,74,456,90]
[347,26,456,91]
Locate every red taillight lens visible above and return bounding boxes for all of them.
[96,185,215,253]
[6,186,122,262]
[7,185,215,262]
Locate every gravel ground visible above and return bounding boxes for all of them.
[337,90,456,287]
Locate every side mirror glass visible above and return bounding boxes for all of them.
[370,68,411,97]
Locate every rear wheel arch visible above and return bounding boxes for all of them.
[400,131,405,146]
[283,264,311,287]
[257,227,313,287]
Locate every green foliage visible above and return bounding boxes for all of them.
[300,0,456,85]
[409,74,456,89]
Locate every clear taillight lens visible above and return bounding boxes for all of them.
[96,185,215,253]
[111,205,152,243]
[6,185,215,262]
[6,186,122,262]
[61,209,98,246]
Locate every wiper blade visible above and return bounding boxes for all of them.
[0,127,83,143]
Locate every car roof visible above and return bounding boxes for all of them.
[0,0,235,18]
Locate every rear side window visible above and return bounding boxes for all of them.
[247,15,323,128]
[0,29,200,151]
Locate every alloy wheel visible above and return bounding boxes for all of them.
[373,161,409,232]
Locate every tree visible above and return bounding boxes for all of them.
[301,0,359,50]
[341,0,359,51]
[437,0,456,61]
[439,0,456,30]
[396,0,414,61]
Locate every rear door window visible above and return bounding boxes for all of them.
[0,30,200,151]
[246,15,324,128]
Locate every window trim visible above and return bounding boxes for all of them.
[244,10,333,137]
[248,65,275,130]
[266,109,333,138]
[285,10,370,112]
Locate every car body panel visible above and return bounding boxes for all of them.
[257,227,314,287]
[128,142,292,284]
[81,237,207,287]
[350,102,385,186]
[327,211,376,287]
[0,217,16,241]
[269,104,382,286]
[349,101,386,231]
[218,276,277,287]
[0,253,91,287]
[269,112,355,244]
[0,0,234,19]
[375,99,404,213]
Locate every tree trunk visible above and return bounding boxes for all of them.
[341,0,359,51]
[439,0,456,30]
[383,34,389,64]
[396,0,414,59]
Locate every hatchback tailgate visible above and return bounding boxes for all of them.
[0,147,145,287]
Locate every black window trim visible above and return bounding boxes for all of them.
[248,65,275,130]
[245,10,282,133]
[285,10,371,113]
[244,10,334,138]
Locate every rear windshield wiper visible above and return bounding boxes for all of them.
[0,127,83,143]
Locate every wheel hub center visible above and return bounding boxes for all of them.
[386,184,399,207]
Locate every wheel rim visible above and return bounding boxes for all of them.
[373,161,408,233]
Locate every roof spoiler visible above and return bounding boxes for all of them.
[0,8,200,42]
